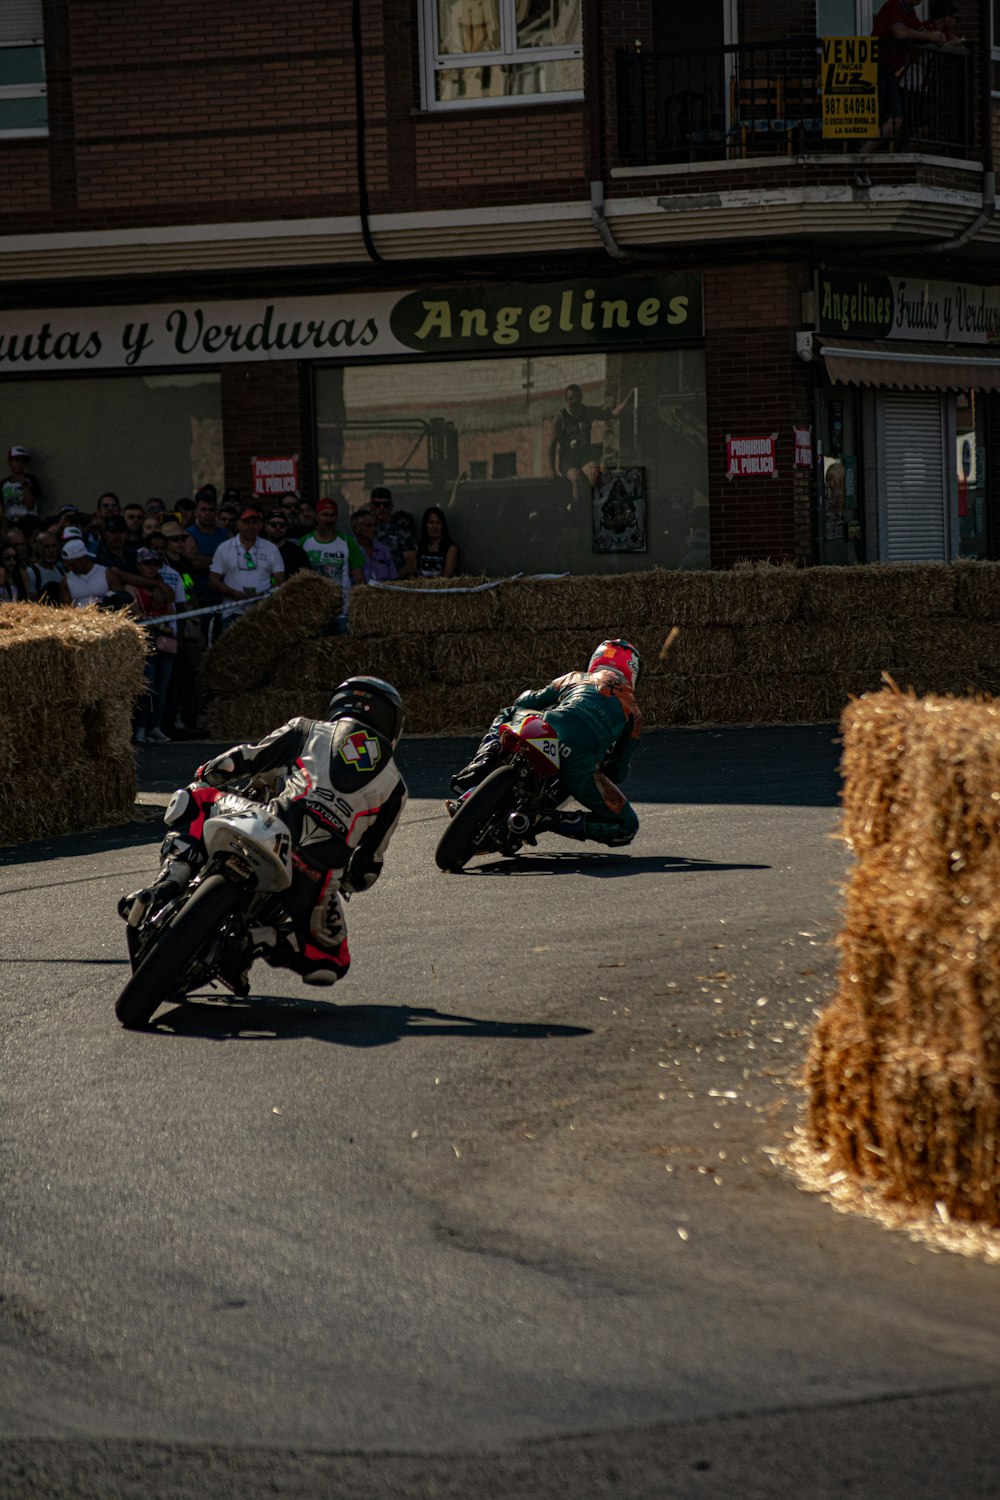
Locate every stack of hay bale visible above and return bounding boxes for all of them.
[808,686,1000,1226]
[202,560,1000,742]
[0,603,146,844]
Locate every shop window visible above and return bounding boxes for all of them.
[419,0,583,110]
[0,372,222,505]
[314,350,709,574]
[0,1,46,137]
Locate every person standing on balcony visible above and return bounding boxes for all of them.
[548,384,636,503]
[866,0,948,151]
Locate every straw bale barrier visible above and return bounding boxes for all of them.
[807,689,1000,1226]
[208,688,329,745]
[200,571,343,695]
[0,603,146,845]
[800,562,957,619]
[201,562,1000,741]
[348,577,499,638]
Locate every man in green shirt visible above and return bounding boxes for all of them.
[301,497,366,630]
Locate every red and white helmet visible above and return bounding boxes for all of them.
[587,639,641,688]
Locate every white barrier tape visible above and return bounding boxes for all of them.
[367,572,568,596]
[136,592,272,628]
[139,570,571,625]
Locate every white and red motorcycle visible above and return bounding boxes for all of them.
[115,792,296,1028]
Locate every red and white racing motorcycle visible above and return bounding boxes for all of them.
[435,709,565,871]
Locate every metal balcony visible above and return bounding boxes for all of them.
[615,37,974,167]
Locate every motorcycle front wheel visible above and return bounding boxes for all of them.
[435,765,519,872]
[114,874,243,1029]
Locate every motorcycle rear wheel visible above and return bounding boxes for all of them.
[114,874,243,1029]
[435,765,519,872]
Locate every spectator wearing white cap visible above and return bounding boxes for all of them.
[1,445,42,522]
[58,539,123,607]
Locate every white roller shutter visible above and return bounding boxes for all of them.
[0,2,42,45]
[878,391,950,562]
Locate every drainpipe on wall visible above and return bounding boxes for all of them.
[584,0,628,261]
[591,179,628,261]
[926,168,996,252]
[352,0,383,265]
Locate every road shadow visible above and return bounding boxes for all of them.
[453,853,769,878]
[147,998,593,1047]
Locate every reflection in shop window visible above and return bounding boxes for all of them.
[314,351,708,574]
[421,0,582,107]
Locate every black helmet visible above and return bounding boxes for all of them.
[326,676,404,747]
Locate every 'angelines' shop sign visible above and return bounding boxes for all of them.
[0,275,703,375]
[819,270,1000,344]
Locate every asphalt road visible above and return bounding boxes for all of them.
[2,726,1000,1500]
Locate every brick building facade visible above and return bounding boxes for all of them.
[1,0,999,569]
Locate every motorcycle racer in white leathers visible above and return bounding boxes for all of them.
[122,676,407,988]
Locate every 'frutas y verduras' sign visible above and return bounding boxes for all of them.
[0,276,703,374]
[819,270,1000,343]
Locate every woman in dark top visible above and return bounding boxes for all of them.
[0,541,28,600]
[416,506,458,578]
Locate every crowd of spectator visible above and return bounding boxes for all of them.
[0,446,462,744]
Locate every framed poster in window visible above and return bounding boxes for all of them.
[592,466,646,553]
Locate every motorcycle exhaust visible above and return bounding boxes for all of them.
[507,810,531,834]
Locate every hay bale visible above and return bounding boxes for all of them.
[402,681,524,737]
[880,618,1000,695]
[431,630,586,687]
[801,563,957,620]
[691,671,846,725]
[640,676,703,727]
[736,620,892,676]
[808,689,1000,1226]
[348,578,500,639]
[208,688,329,744]
[954,560,1000,620]
[0,601,146,705]
[0,604,145,844]
[496,575,651,633]
[647,564,803,626]
[200,572,343,694]
[429,625,732,685]
[838,686,916,856]
[270,635,434,695]
[497,567,802,632]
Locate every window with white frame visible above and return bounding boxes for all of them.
[420,0,583,110]
[0,0,46,137]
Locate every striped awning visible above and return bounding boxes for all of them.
[819,338,1000,392]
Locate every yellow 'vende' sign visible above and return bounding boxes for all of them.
[821,36,878,139]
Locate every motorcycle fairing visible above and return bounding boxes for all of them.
[498,711,562,778]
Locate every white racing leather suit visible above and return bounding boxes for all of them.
[160,715,407,985]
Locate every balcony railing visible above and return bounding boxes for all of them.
[615,37,973,167]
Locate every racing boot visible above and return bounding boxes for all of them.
[532,810,588,842]
[118,858,193,924]
[450,740,502,797]
[218,931,254,997]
